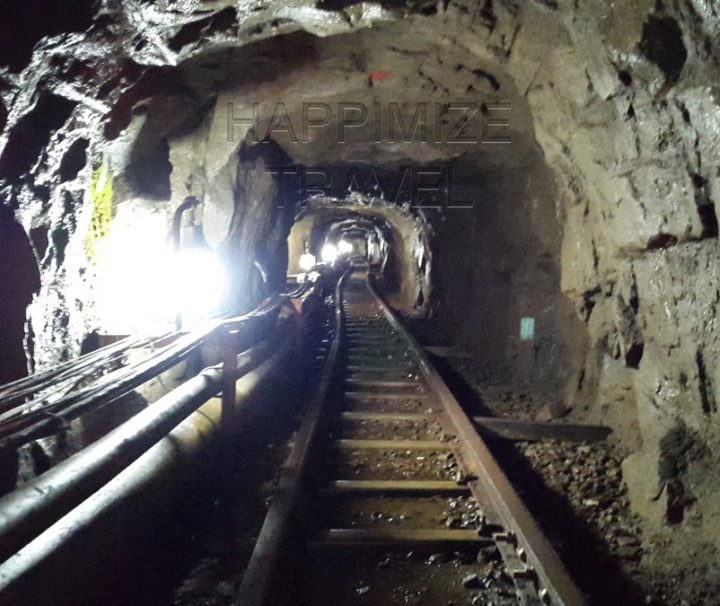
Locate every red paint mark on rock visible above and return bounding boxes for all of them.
[370,70,395,81]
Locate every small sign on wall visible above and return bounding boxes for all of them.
[520,317,535,341]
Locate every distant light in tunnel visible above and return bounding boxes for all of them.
[299,252,316,271]
[338,239,353,255]
[321,243,338,264]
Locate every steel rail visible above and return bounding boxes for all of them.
[234,270,349,606]
[367,276,587,606]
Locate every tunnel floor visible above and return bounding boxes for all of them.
[165,280,720,606]
[2,272,717,606]
[168,331,720,606]
[417,348,720,606]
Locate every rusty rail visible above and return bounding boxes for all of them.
[368,275,587,606]
[235,268,586,606]
[234,269,349,606]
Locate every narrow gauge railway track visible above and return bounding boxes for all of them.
[235,268,586,606]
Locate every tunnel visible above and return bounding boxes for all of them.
[0,1,719,605]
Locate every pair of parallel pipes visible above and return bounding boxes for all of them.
[0,290,311,599]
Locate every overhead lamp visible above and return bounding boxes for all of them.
[338,239,353,255]
[321,243,339,264]
[299,252,317,272]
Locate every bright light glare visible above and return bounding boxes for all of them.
[338,239,353,255]
[95,207,173,334]
[94,205,227,333]
[321,243,339,264]
[299,253,316,271]
[172,249,226,324]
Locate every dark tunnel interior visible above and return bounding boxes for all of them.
[0,1,720,605]
[0,206,40,384]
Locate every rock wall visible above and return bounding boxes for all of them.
[0,206,40,382]
[432,155,585,391]
[490,0,720,533]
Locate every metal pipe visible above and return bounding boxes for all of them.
[253,259,268,285]
[0,324,224,450]
[0,368,219,563]
[0,335,148,409]
[0,331,280,564]
[172,196,201,256]
[0,328,297,598]
[0,296,288,451]
[235,270,348,606]
[221,332,239,430]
